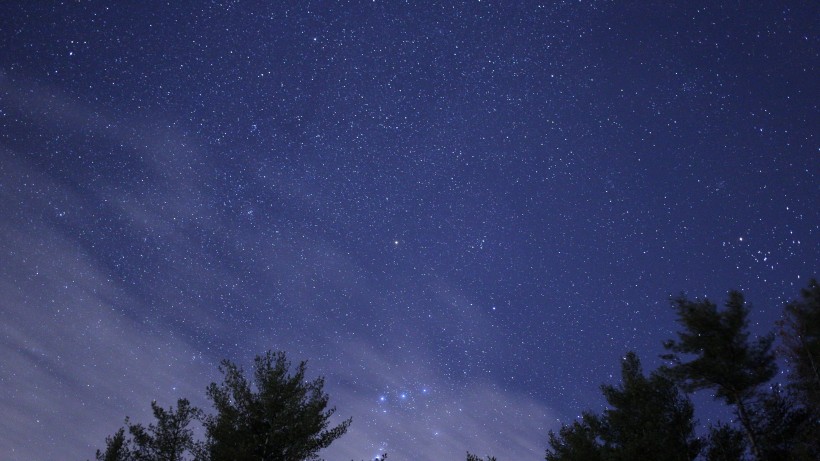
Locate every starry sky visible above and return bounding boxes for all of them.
[0,1,817,460]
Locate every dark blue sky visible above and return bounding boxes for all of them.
[1,1,817,459]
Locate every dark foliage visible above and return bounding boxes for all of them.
[94,399,200,461]
[203,350,351,461]
[93,352,348,461]
[779,279,820,413]
[703,423,745,461]
[597,352,701,461]
[545,417,603,461]
[662,291,776,459]
[93,282,820,461]
[751,386,818,461]
[546,352,700,461]
[466,452,498,461]
[96,428,132,461]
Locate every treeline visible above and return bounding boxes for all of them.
[91,280,819,461]
[544,279,819,461]
[92,351,350,461]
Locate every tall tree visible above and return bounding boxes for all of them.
[778,283,820,460]
[596,352,701,461]
[662,291,776,460]
[546,352,700,461]
[94,399,200,461]
[95,427,133,461]
[203,350,351,461]
[128,399,201,461]
[749,386,815,461]
[703,423,745,461]
[779,278,820,413]
[545,416,604,461]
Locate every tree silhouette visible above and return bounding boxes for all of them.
[129,399,201,461]
[779,279,820,413]
[95,428,132,461]
[203,350,351,461]
[703,423,744,461]
[748,386,815,460]
[91,282,819,461]
[545,417,603,461]
[597,352,701,460]
[93,351,349,461]
[662,291,776,460]
[466,452,497,461]
[94,399,200,461]
[546,352,699,461]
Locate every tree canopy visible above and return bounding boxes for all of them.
[203,351,350,461]
[93,351,349,461]
[547,281,819,461]
[94,399,200,461]
[661,291,776,459]
[779,279,820,413]
[546,352,700,461]
[92,280,819,461]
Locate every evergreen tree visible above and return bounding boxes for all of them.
[779,279,820,413]
[546,352,699,461]
[773,279,820,459]
[662,291,776,460]
[94,399,200,461]
[749,386,815,461]
[466,452,497,461]
[128,399,201,461]
[545,417,604,461]
[597,352,700,461]
[95,427,133,461]
[203,350,351,461]
[703,423,745,461]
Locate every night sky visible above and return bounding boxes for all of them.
[0,1,817,460]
